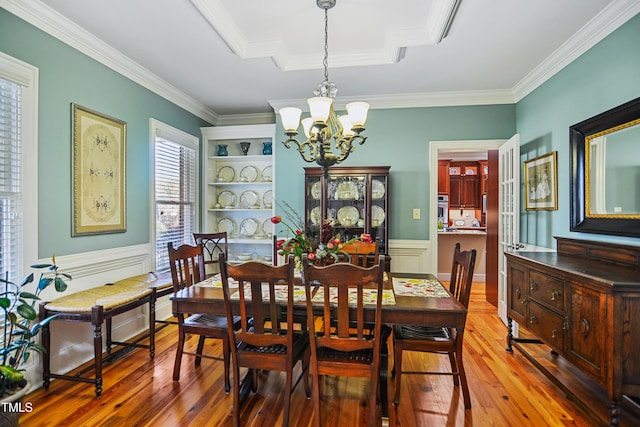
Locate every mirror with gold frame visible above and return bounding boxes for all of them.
[570,96,640,237]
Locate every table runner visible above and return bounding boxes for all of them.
[392,277,450,298]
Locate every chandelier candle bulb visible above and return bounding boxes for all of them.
[346,102,369,128]
[302,118,314,138]
[339,115,355,136]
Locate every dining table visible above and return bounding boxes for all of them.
[171,271,467,424]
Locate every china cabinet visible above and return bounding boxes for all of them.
[506,238,640,426]
[304,166,390,254]
[438,160,450,194]
[201,124,275,263]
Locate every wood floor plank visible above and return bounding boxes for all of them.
[19,284,621,426]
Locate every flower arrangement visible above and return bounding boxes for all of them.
[271,201,372,267]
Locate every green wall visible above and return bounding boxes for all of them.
[516,12,640,247]
[0,9,211,258]
[274,105,516,240]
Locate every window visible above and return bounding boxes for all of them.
[0,53,38,283]
[151,120,199,271]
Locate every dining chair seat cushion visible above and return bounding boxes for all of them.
[238,331,309,357]
[184,313,239,330]
[317,347,374,364]
[394,325,452,341]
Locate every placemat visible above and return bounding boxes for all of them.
[392,277,450,298]
[311,287,396,306]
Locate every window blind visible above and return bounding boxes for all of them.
[155,138,197,271]
[0,78,23,284]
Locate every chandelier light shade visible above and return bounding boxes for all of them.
[280,0,369,176]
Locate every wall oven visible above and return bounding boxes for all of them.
[437,194,449,222]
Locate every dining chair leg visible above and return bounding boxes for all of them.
[393,340,403,406]
[283,367,293,427]
[195,336,205,366]
[456,349,472,409]
[311,372,322,427]
[448,352,460,386]
[222,336,230,393]
[303,348,311,398]
[370,369,379,427]
[173,324,185,381]
[231,359,241,427]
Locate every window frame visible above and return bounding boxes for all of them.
[149,119,200,271]
[0,52,38,278]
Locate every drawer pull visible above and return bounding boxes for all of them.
[580,318,590,337]
[521,297,529,305]
[563,318,569,330]
[529,316,537,324]
[551,290,560,301]
[515,287,522,300]
[530,282,538,292]
[551,329,559,339]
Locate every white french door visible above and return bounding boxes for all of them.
[498,134,520,327]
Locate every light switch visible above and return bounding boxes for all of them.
[412,208,420,220]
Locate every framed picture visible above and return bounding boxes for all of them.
[72,104,126,235]
[524,151,558,210]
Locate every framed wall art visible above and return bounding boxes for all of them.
[72,103,126,235]
[524,151,558,211]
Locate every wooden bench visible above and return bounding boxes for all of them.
[39,271,173,397]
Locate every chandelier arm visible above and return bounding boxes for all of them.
[282,137,321,163]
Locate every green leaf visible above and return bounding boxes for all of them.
[19,291,40,300]
[38,277,53,291]
[55,277,68,292]
[0,297,10,309]
[16,303,37,321]
[30,263,52,269]
[0,365,24,382]
[20,272,34,287]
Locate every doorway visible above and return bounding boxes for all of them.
[429,140,506,305]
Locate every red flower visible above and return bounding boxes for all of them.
[327,242,334,249]
[271,216,282,224]
[276,239,286,249]
[360,233,373,244]
[308,252,316,260]
[333,237,341,246]
[295,229,302,236]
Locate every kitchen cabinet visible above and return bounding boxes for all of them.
[438,160,450,194]
[449,162,479,209]
[304,166,390,255]
[201,124,275,262]
[506,238,640,426]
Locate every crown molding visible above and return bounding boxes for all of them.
[512,0,640,102]
[1,0,219,125]
[268,89,515,113]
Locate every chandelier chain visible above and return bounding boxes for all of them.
[323,7,329,83]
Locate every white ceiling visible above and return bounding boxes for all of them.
[8,0,640,122]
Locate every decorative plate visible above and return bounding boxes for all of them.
[372,179,385,200]
[336,181,358,200]
[239,190,259,208]
[337,206,359,227]
[261,165,273,182]
[310,206,321,225]
[240,218,260,236]
[217,217,237,235]
[372,205,386,226]
[216,165,235,182]
[262,190,273,208]
[240,165,259,182]
[311,181,321,199]
[262,218,274,236]
[217,190,236,207]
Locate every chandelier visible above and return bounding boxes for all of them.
[279,0,369,176]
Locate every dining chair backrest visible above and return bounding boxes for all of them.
[193,232,228,277]
[449,242,476,308]
[302,253,385,357]
[340,239,379,267]
[219,253,296,345]
[167,242,206,293]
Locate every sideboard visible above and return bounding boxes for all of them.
[506,237,640,426]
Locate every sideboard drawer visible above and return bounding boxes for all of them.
[529,270,564,312]
[528,301,566,354]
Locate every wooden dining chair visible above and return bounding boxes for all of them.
[219,253,310,427]
[193,232,228,277]
[391,242,476,409]
[168,242,236,392]
[340,239,379,267]
[302,253,386,427]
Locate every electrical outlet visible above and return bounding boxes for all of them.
[412,208,420,220]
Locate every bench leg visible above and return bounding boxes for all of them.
[39,303,51,390]
[92,306,104,397]
[106,317,113,355]
[149,294,156,358]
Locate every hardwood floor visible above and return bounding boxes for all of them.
[20,284,597,426]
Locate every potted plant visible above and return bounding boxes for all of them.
[0,257,71,399]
